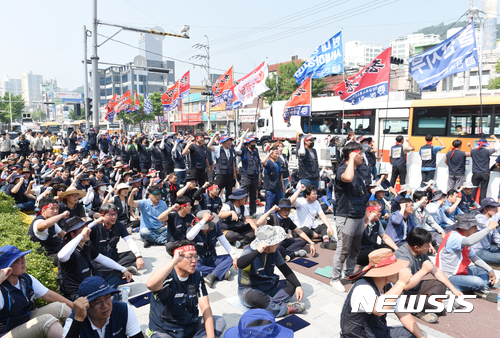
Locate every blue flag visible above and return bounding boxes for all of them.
[294,31,343,85]
[408,20,479,91]
[144,93,153,116]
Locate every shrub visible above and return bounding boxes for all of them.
[0,192,59,306]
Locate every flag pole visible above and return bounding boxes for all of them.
[340,28,345,142]
[380,47,392,168]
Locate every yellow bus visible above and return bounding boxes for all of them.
[40,122,61,134]
[70,120,87,134]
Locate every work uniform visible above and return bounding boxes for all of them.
[218,201,255,246]
[263,159,283,212]
[165,211,196,253]
[239,146,261,215]
[390,142,407,186]
[188,143,209,186]
[28,215,64,257]
[446,148,467,191]
[214,146,236,198]
[267,213,307,260]
[298,147,319,188]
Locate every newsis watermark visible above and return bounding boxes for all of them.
[352,294,476,314]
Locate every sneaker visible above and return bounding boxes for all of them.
[320,242,337,250]
[414,311,438,323]
[285,255,291,262]
[235,241,242,249]
[204,273,217,288]
[330,280,345,293]
[474,289,498,303]
[286,302,305,315]
[126,266,138,275]
[143,240,154,248]
[294,250,307,257]
[256,201,265,207]
[223,270,231,280]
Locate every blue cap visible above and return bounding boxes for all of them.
[92,155,98,159]
[224,309,293,338]
[244,136,258,144]
[0,245,32,269]
[220,135,233,144]
[79,276,120,302]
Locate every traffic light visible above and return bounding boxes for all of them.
[390,57,404,65]
[75,104,81,117]
[87,98,93,112]
[201,91,213,96]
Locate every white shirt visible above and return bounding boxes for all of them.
[295,197,324,229]
[32,219,62,241]
[213,145,231,159]
[62,304,141,338]
[0,274,48,310]
[221,203,250,217]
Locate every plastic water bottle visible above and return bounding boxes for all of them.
[120,286,130,303]
[497,293,500,311]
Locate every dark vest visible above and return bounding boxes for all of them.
[298,148,319,180]
[334,164,368,219]
[149,270,202,338]
[0,274,34,334]
[100,138,109,151]
[162,142,174,166]
[390,144,406,166]
[88,133,97,145]
[139,144,151,164]
[129,144,140,162]
[278,157,289,179]
[113,196,129,223]
[167,212,195,243]
[28,215,63,255]
[269,213,294,233]
[91,222,126,260]
[193,224,221,264]
[361,221,382,248]
[238,249,280,292]
[59,243,94,300]
[200,193,222,213]
[215,147,235,176]
[71,301,128,338]
[366,151,376,167]
[241,147,260,178]
[151,146,163,166]
[420,144,437,168]
[173,147,186,170]
[446,149,466,176]
[190,144,208,170]
[218,201,245,230]
[340,277,390,338]
[263,160,281,192]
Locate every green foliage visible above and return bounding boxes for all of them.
[31,109,47,122]
[0,192,59,306]
[487,58,500,90]
[116,93,164,131]
[261,61,327,105]
[0,92,25,124]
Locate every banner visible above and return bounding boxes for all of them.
[294,31,343,85]
[127,91,140,114]
[408,20,478,91]
[144,93,153,115]
[179,71,190,100]
[212,66,234,107]
[105,93,117,113]
[113,90,131,114]
[334,48,391,105]
[162,81,180,112]
[283,76,311,127]
[232,61,269,108]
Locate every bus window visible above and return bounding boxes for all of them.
[309,116,340,133]
[412,107,448,136]
[449,116,471,135]
[383,120,408,134]
[451,106,491,136]
[493,113,500,134]
[343,110,374,135]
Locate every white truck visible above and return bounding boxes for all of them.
[255,101,301,151]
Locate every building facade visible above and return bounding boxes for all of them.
[21,71,43,108]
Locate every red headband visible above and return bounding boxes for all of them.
[348,254,397,280]
[352,149,362,153]
[173,245,196,254]
[477,141,485,150]
[207,185,219,191]
[366,205,382,211]
[191,213,214,226]
[37,203,58,216]
[178,202,191,208]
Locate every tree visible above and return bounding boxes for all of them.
[488,58,500,90]
[261,61,327,105]
[0,92,25,124]
[116,93,164,132]
[32,109,47,122]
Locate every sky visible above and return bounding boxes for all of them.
[0,0,488,92]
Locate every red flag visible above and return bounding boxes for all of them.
[105,93,117,113]
[114,90,132,113]
[334,47,391,105]
[180,71,190,100]
[212,66,233,106]
[283,76,311,127]
[162,81,181,112]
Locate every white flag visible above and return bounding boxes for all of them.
[232,61,270,107]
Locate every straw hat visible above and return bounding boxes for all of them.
[113,161,123,168]
[116,183,132,192]
[350,248,409,279]
[59,187,87,199]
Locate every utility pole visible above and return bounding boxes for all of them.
[91,0,100,132]
[83,25,90,132]
[193,36,211,132]
[9,92,12,126]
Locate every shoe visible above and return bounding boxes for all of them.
[330,280,345,293]
[143,240,154,248]
[235,241,242,249]
[204,273,217,288]
[285,255,291,262]
[414,311,438,323]
[320,242,337,250]
[256,201,265,206]
[286,302,305,315]
[126,266,138,275]
[294,250,307,257]
[223,270,231,280]
[474,288,498,303]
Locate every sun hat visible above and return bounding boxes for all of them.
[478,197,500,212]
[349,248,409,280]
[130,175,142,184]
[0,245,32,270]
[356,135,372,144]
[277,198,293,209]
[224,309,293,338]
[60,187,87,199]
[431,190,446,202]
[94,180,109,189]
[377,168,390,176]
[78,276,120,302]
[62,217,88,235]
[373,185,388,193]
[195,210,220,230]
[452,214,482,231]
[8,173,23,183]
[82,159,90,165]
[116,183,132,192]
[228,188,248,200]
[462,181,477,189]
[250,225,287,250]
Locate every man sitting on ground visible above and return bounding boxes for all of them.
[444,189,464,222]
[395,228,463,324]
[412,191,446,250]
[237,225,306,317]
[436,214,499,302]
[257,198,319,260]
[158,196,196,254]
[146,240,226,338]
[62,276,144,338]
[385,198,417,247]
[472,198,500,265]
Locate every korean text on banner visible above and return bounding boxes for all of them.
[283,76,311,127]
[105,93,117,113]
[144,93,153,115]
[408,20,478,91]
[162,81,181,112]
[180,71,191,100]
[232,62,269,108]
[294,31,343,85]
[212,66,234,107]
[113,90,132,114]
[127,91,140,114]
[333,48,391,105]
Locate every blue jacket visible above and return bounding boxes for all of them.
[385,211,417,246]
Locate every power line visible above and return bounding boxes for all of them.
[121,0,178,34]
